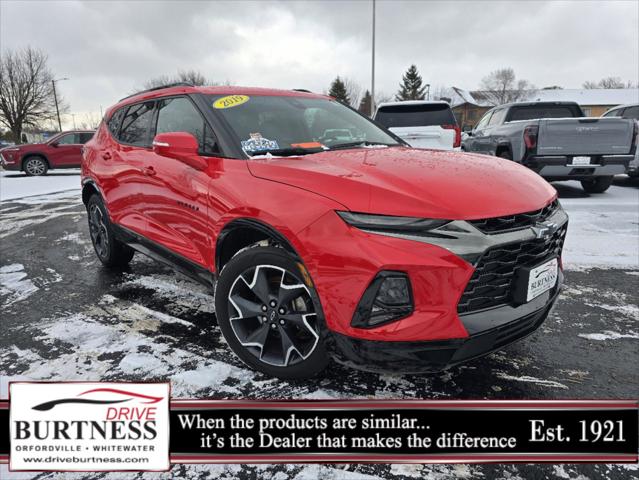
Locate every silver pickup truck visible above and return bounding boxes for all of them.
[462,101,637,192]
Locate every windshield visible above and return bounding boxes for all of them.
[375,103,456,128]
[206,94,400,156]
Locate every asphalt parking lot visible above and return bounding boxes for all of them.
[0,173,637,479]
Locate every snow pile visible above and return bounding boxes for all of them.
[0,169,81,201]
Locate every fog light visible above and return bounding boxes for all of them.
[352,271,414,328]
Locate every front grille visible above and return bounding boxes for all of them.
[469,200,559,234]
[457,224,567,314]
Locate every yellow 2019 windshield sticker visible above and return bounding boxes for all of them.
[213,95,249,109]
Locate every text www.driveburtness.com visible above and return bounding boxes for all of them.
[23,456,149,464]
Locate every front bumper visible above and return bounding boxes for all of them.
[525,154,631,179]
[0,152,20,170]
[330,274,562,374]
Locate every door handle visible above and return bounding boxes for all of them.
[143,166,156,176]
[102,152,112,160]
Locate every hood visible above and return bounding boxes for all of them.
[247,147,556,220]
[1,143,45,152]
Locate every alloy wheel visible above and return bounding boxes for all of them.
[227,265,319,367]
[25,158,46,175]
[88,204,109,259]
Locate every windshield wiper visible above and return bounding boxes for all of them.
[329,141,399,151]
[247,147,325,157]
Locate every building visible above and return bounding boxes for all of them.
[450,87,639,129]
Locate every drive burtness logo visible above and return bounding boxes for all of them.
[9,382,170,472]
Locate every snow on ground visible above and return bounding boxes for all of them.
[557,180,639,268]
[0,169,81,201]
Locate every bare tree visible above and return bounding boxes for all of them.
[479,68,535,106]
[583,77,637,89]
[0,47,64,143]
[342,77,363,108]
[78,112,102,130]
[141,69,218,90]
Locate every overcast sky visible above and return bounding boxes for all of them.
[1,0,637,128]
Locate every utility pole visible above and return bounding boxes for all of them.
[370,0,376,117]
[51,77,68,131]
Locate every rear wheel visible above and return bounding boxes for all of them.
[580,176,614,193]
[497,150,512,160]
[214,247,329,379]
[86,194,134,267]
[23,156,48,176]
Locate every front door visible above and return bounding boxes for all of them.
[48,132,83,167]
[139,96,219,268]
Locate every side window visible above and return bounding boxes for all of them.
[119,102,155,146]
[79,132,94,144]
[108,108,126,136]
[155,97,218,154]
[475,111,493,131]
[57,133,79,144]
[622,106,639,120]
[603,108,622,117]
[488,109,506,126]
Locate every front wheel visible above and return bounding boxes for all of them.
[214,247,329,379]
[581,176,614,193]
[23,156,48,176]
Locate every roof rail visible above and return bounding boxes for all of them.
[119,82,195,101]
[292,88,312,93]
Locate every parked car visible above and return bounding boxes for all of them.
[0,130,95,176]
[374,100,461,150]
[602,103,639,178]
[82,85,567,379]
[462,101,637,193]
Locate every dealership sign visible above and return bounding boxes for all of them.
[9,382,170,471]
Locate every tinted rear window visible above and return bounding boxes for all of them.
[507,105,583,121]
[376,104,456,128]
[622,106,639,119]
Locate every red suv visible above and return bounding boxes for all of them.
[0,130,95,176]
[82,84,568,379]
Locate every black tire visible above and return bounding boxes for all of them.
[580,176,614,193]
[23,156,48,176]
[214,246,329,379]
[86,194,134,268]
[497,150,512,160]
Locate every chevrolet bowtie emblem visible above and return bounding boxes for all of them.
[532,222,558,239]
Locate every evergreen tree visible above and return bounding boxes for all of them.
[395,65,427,101]
[358,90,372,115]
[328,76,350,104]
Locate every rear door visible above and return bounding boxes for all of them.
[102,101,155,236]
[375,103,457,149]
[139,95,216,267]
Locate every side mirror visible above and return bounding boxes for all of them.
[49,141,59,147]
[152,132,207,170]
[463,126,473,134]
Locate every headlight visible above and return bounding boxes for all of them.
[337,211,449,234]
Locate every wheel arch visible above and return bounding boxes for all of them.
[495,142,513,158]
[21,152,50,170]
[215,218,301,275]
[81,179,103,206]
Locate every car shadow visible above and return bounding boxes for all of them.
[550,181,590,199]
[2,172,80,178]
[613,175,639,189]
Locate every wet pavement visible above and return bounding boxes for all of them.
[1,181,637,479]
